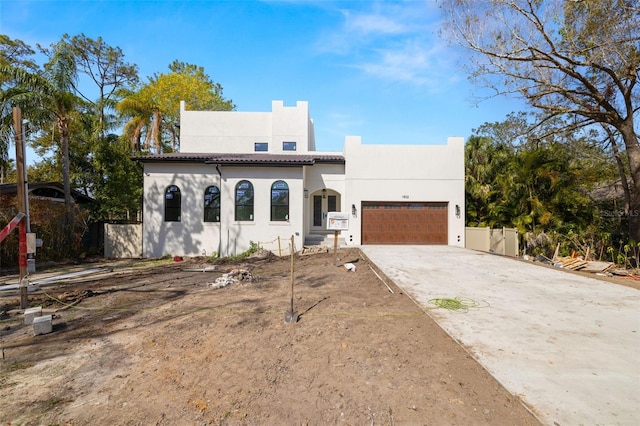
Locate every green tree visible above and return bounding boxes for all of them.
[38,40,79,224]
[117,91,162,152]
[464,135,512,227]
[27,157,60,183]
[467,113,615,255]
[62,33,139,141]
[0,35,38,182]
[118,60,235,153]
[1,39,81,250]
[62,34,139,219]
[27,35,141,222]
[440,0,640,240]
[0,35,37,71]
[92,134,143,220]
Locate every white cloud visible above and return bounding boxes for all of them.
[356,38,459,89]
[315,1,456,89]
[345,12,407,35]
[361,42,431,84]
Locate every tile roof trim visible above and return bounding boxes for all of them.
[132,152,345,165]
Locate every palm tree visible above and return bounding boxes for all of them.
[464,135,512,227]
[0,40,80,247]
[116,93,162,153]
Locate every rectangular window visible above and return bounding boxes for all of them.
[254,142,268,152]
[282,141,297,151]
[328,195,337,212]
[204,186,221,222]
[425,203,447,210]
[235,206,253,221]
[363,204,383,210]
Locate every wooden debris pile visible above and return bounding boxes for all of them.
[553,256,590,270]
[300,245,329,256]
[551,244,614,273]
[552,256,615,273]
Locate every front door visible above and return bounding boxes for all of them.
[312,194,338,230]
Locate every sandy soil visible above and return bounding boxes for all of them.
[0,248,540,425]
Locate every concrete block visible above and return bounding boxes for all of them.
[33,314,53,335]
[24,306,42,324]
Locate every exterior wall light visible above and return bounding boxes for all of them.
[352,204,357,217]
[304,188,308,198]
[455,204,461,218]
[322,188,327,199]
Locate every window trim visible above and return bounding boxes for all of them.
[254,142,268,152]
[270,180,289,221]
[164,185,181,222]
[204,185,221,223]
[282,141,297,151]
[235,180,254,221]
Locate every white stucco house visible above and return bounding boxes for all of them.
[136,100,465,258]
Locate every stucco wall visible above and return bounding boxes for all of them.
[143,163,305,258]
[179,100,312,154]
[271,101,310,152]
[142,100,466,257]
[302,163,347,237]
[104,223,142,258]
[342,136,466,247]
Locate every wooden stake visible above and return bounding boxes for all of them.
[290,235,294,309]
[284,235,299,323]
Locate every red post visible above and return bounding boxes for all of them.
[19,219,28,308]
[0,212,28,308]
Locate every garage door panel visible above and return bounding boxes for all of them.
[362,202,448,245]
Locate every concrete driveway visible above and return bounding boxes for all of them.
[361,245,640,426]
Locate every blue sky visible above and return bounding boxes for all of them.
[1,0,527,155]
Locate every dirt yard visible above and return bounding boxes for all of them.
[0,248,540,425]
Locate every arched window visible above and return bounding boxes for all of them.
[271,180,289,221]
[235,180,254,221]
[204,186,220,222]
[165,185,181,222]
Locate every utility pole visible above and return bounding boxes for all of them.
[13,106,28,309]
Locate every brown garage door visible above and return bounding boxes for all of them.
[362,202,448,244]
